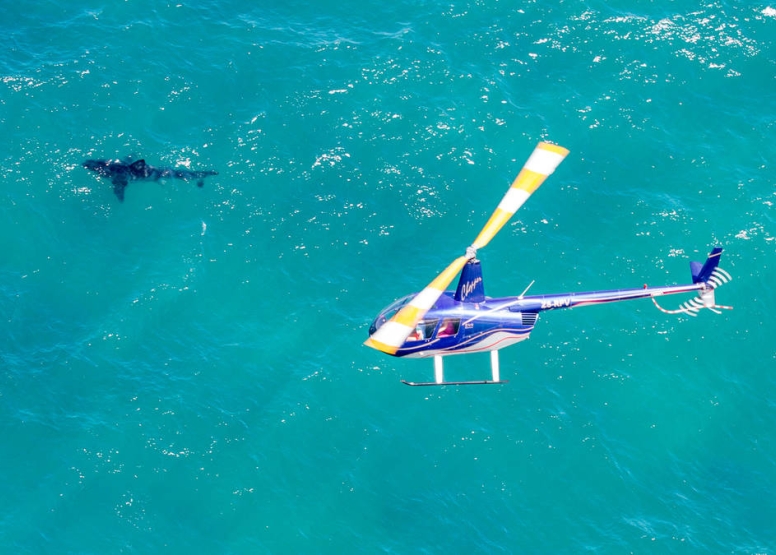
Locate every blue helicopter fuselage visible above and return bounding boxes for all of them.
[368,259,706,359]
[368,291,536,358]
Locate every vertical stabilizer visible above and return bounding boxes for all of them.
[691,247,723,283]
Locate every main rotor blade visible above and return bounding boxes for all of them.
[365,141,568,356]
[365,255,470,355]
[471,142,568,251]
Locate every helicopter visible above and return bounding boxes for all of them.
[364,141,732,386]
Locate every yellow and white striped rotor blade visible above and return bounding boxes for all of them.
[364,255,470,355]
[471,142,569,251]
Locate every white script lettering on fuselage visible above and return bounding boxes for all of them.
[461,277,483,299]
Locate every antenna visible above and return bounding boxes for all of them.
[518,280,535,299]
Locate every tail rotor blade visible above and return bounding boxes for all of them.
[471,142,569,251]
[365,255,470,354]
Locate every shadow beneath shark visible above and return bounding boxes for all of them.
[82,157,218,201]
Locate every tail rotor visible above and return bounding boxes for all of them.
[706,266,732,289]
[652,251,733,316]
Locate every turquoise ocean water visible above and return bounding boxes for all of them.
[2,0,775,552]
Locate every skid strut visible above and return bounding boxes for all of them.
[402,352,509,386]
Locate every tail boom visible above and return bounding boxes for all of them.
[527,282,705,313]
[527,247,731,317]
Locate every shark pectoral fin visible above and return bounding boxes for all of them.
[112,176,128,202]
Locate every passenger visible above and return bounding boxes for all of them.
[438,319,456,338]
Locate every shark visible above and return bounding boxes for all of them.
[82,157,218,201]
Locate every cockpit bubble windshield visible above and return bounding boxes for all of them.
[370,295,414,334]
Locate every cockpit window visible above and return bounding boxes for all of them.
[371,295,414,334]
[406,319,439,342]
[436,318,460,338]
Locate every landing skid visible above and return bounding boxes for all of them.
[402,352,507,386]
[402,379,508,386]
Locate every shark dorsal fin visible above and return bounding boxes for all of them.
[130,159,147,171]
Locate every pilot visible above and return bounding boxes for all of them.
[407,325,424,341]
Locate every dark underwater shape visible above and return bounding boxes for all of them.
[82,158,218,201]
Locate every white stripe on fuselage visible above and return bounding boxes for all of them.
[402,330,531,358]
